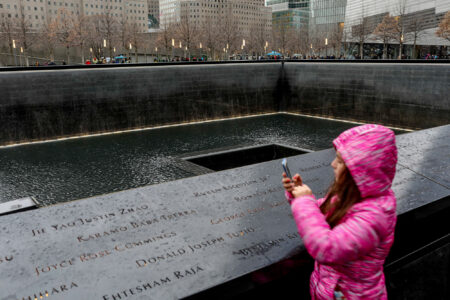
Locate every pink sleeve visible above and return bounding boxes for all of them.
[285,191,294,203]
[290,195,386,265]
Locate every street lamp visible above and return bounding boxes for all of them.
[171,38,175,60]
[103,39,106,48]
[128,43,132,63]
[20,47,23,66]
[325,38,328,58]
[12,39,17,66]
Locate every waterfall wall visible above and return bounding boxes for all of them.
[0,62,448,145]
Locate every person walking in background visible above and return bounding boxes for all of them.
[282,124,398,299]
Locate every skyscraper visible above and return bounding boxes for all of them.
[160,0,271,40]
[148,0,160,29]
[266,0,310,30]
[310,0,346,33]
[159,0,180,27]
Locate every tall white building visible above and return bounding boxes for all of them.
[160,0,271,38]
[159,0,180,27]
[344,0,450,47]
[0,0,149,31]
[266,0,310,30]
[310,0,346,32]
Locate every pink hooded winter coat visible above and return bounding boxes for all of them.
[286,124,398,299]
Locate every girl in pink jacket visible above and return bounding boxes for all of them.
[283,124,398,299]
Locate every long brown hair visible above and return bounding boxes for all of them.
[320,168,362,228]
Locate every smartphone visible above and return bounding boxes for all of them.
[282,158,292,179]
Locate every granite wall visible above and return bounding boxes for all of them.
[0,62,448,145]
[282,63,450,129]
[0,63,281,145]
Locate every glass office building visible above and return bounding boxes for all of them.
[267,0,311,29]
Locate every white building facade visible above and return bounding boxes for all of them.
[159,0,179,27]
[344,0,450,48]
[0,0,149,31]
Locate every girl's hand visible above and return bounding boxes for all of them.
[291,184,313,198]
[282,173,303,192]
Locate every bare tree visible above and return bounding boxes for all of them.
[248,23,268,57]
[351,2,370,59]
[40,17,59,61]
[56,8,73,64]
[15,0,34,66]
[175,17,198,59]
[407,16,425,58]
[156,23,174,60]
[272,21,290,55]
[328,23,345,57]
[99,9,117,59]
[117,16,131,56]
[373,14,397,59]
[436,11,450,42]
[218,12,240,59]
[86,16,103,60]
[199,16,219,60]
[0,12,16,60]
[393,0,407,59]
[70,13,89,63]
[128,21,144,62]
[308,24,322,57]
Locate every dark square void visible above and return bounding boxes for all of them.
[184,144,311,171]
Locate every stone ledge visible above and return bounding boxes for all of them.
[0,125,448,299]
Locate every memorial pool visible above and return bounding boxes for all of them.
[0,114,407,206]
